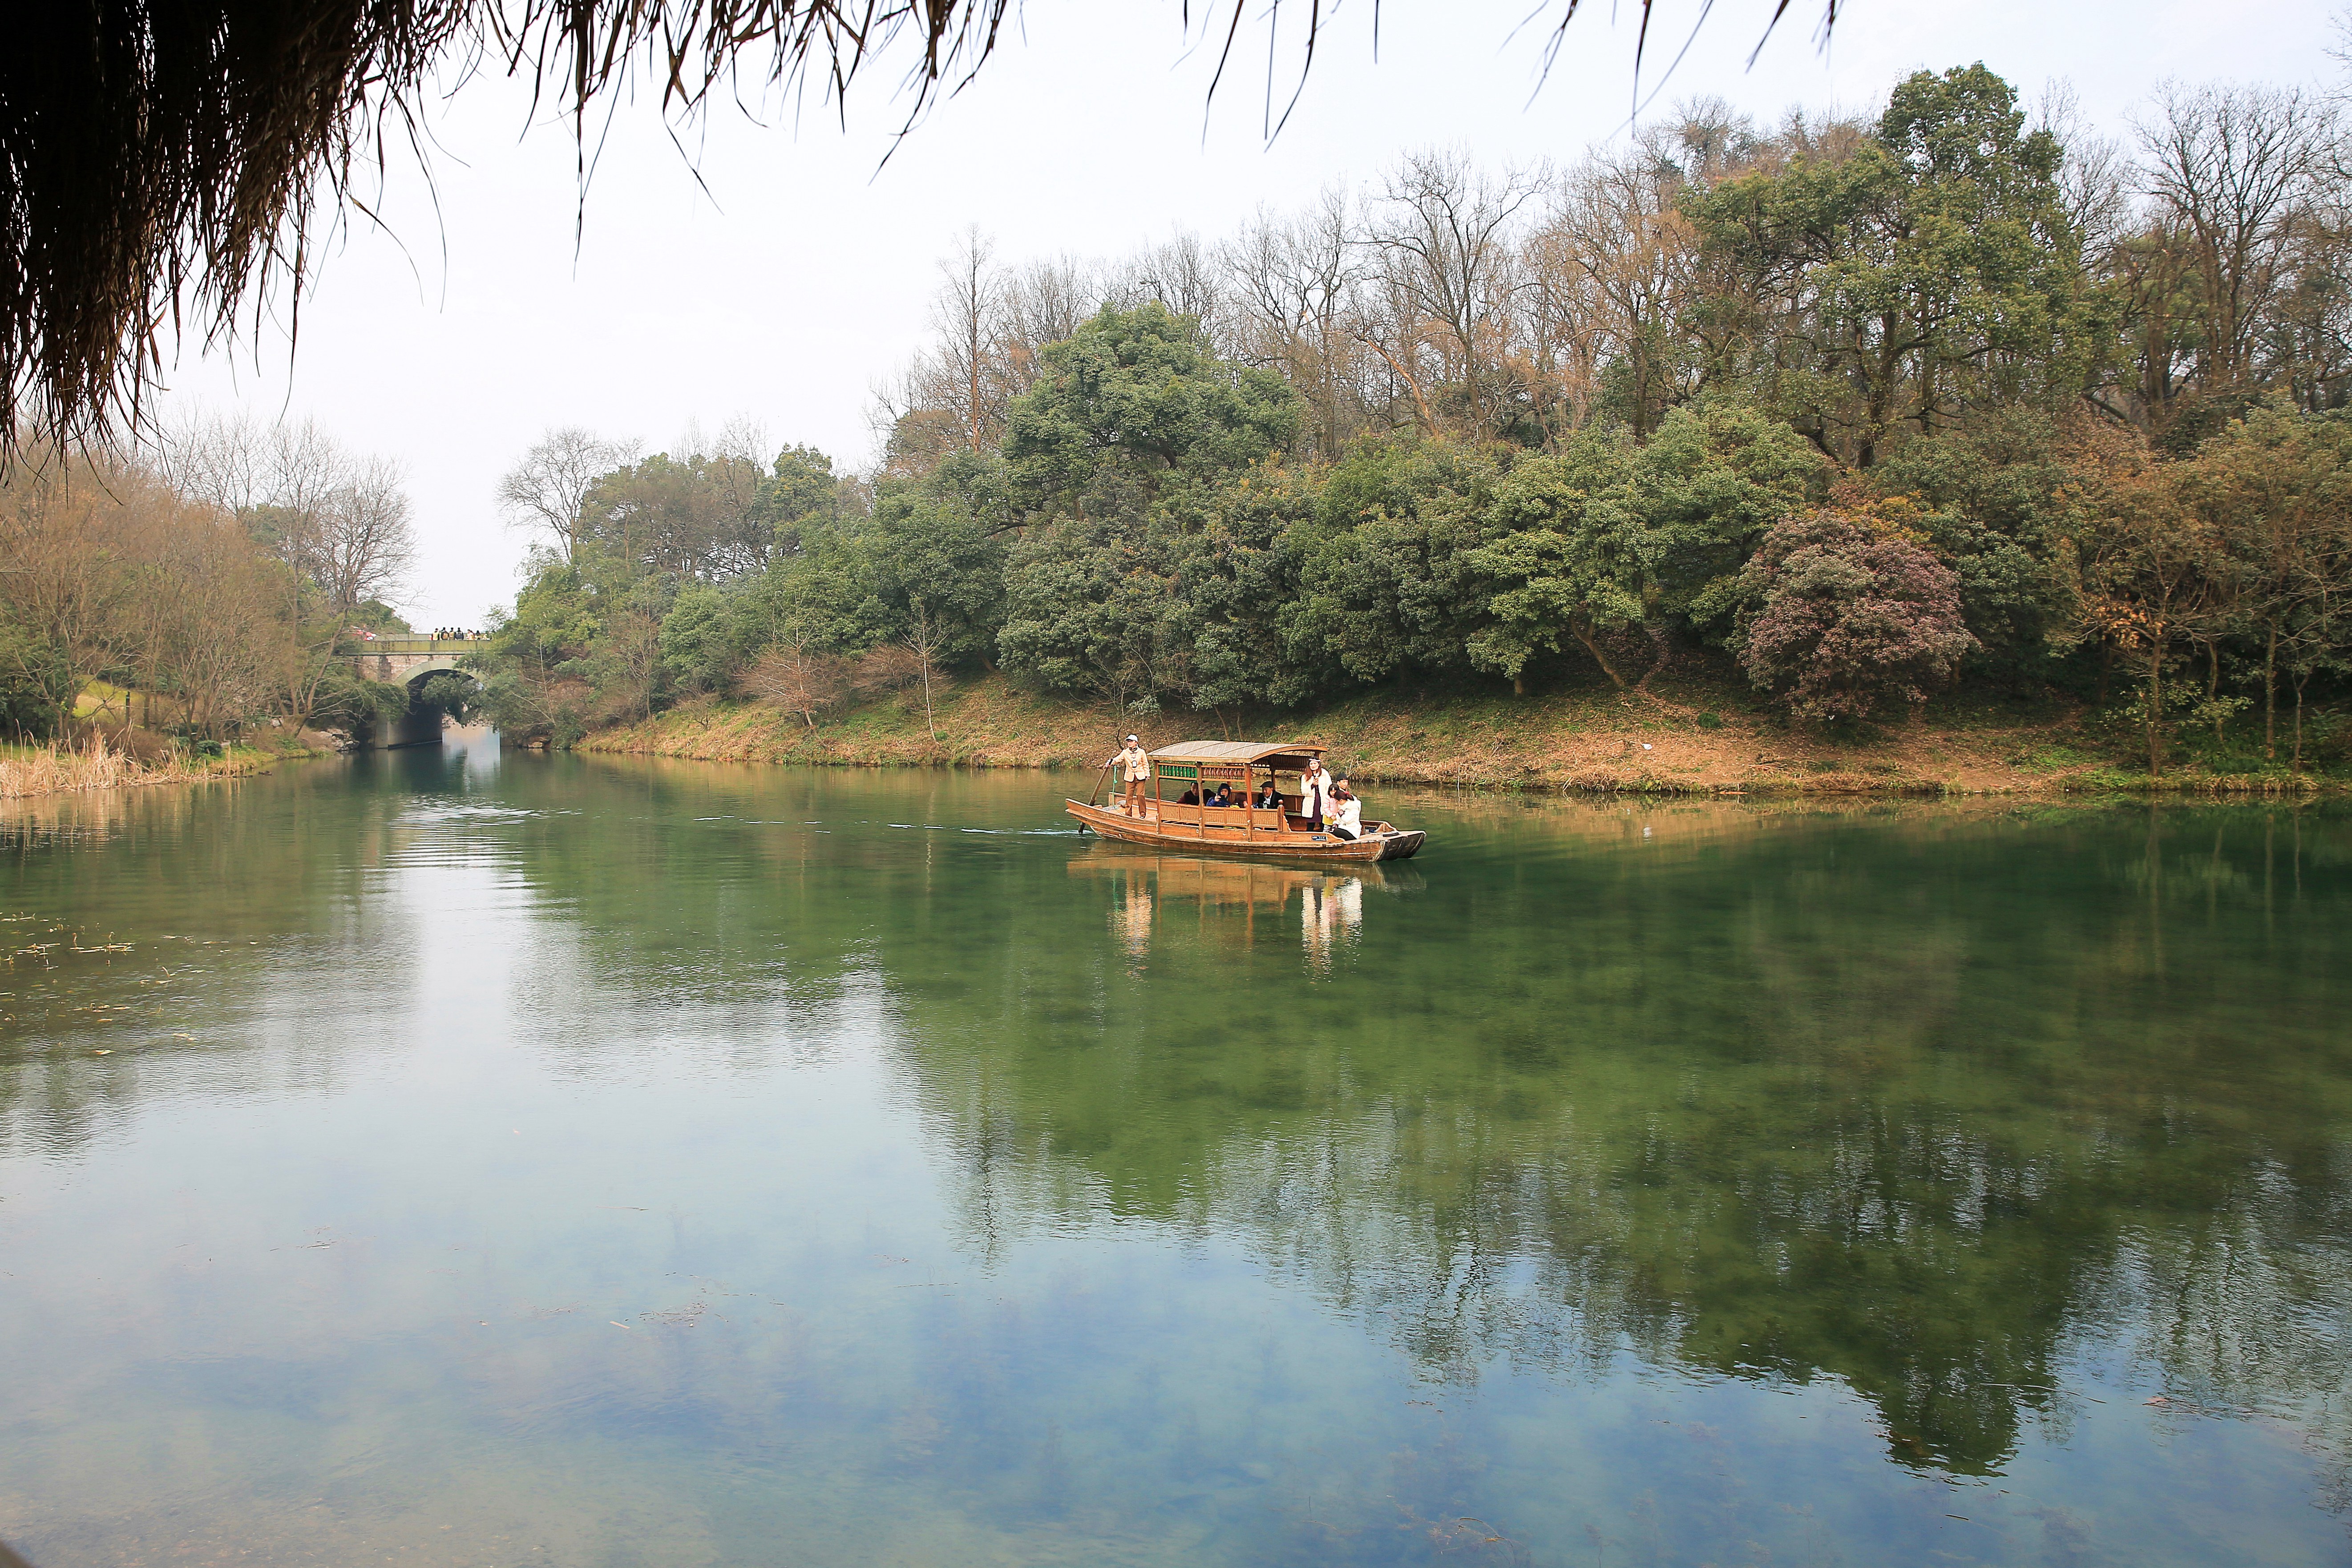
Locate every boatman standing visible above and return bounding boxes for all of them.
[1111,735,1152,817]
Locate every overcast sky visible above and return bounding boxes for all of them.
[155,0,2346,628]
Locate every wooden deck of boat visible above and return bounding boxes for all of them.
[1065,798,1425,861]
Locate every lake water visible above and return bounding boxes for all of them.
[3,746,2349,1567]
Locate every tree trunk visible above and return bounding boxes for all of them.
[1637,622,1673,689]
[2145,642,2165,780]
[2293,669,2310,773]
[1568,620,1625,688]
[2205,639,2223,740]
[1629,344,1649,443]
[1361,335,1439,433]
[2264,622,2278,760]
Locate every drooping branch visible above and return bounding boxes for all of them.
[0,2,1840,457]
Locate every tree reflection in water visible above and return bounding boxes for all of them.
[3,762,2349,1550]
[897,803,2352,1483]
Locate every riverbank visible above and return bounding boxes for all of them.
[578,672,2348,796]
[0,734,331,801]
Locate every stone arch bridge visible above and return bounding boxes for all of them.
[341,638,484,748]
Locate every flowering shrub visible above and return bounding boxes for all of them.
[1735,509,1977,723]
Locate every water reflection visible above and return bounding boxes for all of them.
[1068,848,1418,972]
[2,761,2349,1565]
[942,798,2352,1482]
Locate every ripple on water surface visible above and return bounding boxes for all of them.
[1,756,2348,1567]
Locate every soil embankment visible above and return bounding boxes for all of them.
[579,673,2341,796]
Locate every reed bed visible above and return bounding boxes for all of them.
[0,737,221,799]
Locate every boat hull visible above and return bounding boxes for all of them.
[1065,799,1425,861]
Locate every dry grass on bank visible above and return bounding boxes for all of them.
[576,670,2333,797]
[0,734,304,800]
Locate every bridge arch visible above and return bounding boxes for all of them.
[343,640,486,748]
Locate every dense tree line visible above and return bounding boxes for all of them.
[0,416,420,747]
[481,64,2352,775]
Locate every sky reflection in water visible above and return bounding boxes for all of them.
[1,750,2348,1567]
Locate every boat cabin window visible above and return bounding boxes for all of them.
[1134,744,1331,830]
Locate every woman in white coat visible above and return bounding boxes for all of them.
[1298,758,1333,828]
[1328,778,1365,841]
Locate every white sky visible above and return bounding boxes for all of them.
[154,0,2346,629]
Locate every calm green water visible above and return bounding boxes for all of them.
[3,748,2350,1567]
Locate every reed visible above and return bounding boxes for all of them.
[0,736,218,800]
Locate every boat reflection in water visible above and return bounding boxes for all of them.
[1070,846,1421,971]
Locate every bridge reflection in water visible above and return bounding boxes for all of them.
[336,636,484,748]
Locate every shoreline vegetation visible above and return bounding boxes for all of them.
[0,733,330,802]
[467,69,2352,794]
[11,67,2352,806]
[576,672,2344,798]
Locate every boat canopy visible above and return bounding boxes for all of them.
[1147,740,1325,766]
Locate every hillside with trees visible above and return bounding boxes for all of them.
[473,65,2352,786]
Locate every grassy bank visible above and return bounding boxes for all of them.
[578,671,2348,797]
[0,733,327,801]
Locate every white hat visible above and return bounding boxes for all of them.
[1126,734,1138,742]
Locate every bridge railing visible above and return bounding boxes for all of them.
[337,638,485,656]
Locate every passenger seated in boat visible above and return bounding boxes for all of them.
[1329,780,1364,841]
[1253,780,1283,812]
[1209,784,1234,808]
[1176,786,1200,805]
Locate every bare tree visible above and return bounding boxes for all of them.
[747,639,847,727]
[2037,82,2136,259]
[932,226,1008,452]
[497,426,634,564]
[602,610,663,722]
[162,512,285,741]
[159,408,268,513]
[1366,147,1546,436]
[903,602,950,739]
[1001,254,1098,394]
[304,457,416,614]
[163,409,423,622]
[1110,228,1227,344]
[870,229,1029,468]
[1223,188,1364,457]
[849,642,923,699]
[2138,81,2338,393]
[0,449,298,742]
[1533,141,1703,439]
[0,455,149,729]
[703,414,779,575]
[166,411,329,503]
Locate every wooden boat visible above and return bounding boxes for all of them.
[1066,740,1426,861]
